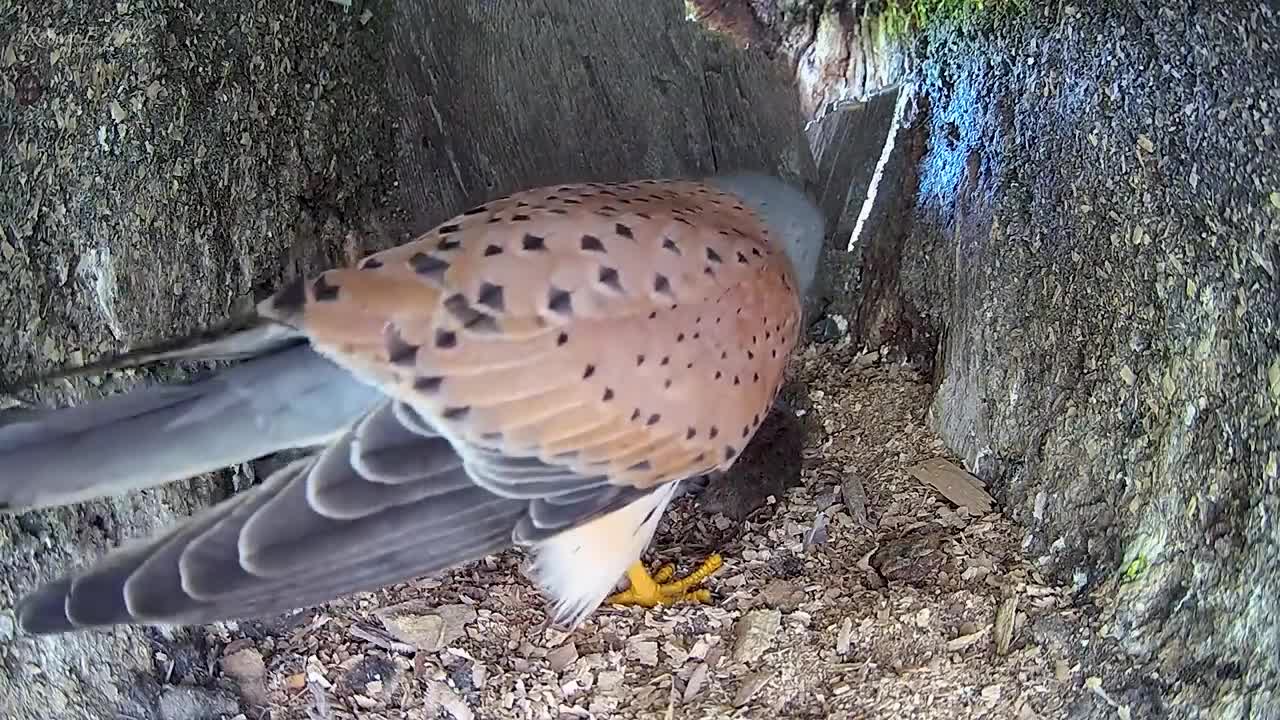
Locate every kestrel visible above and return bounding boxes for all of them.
[0,172,825,634]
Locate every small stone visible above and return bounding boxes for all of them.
[284,673,306,690]
[158,686,239,720]
[732,609,781,663]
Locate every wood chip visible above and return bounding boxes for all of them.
[908,458,995,514]
[946,625,990,652]
[994,595,1018,656]
[682,662,708,703]
[836,617,853,656]
[425,680,474,720]
[840,474,872,527]
[547,642,578,673]
[732,670,772,707]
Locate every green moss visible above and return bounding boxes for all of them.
[878,0,1028,40]
[1121,554,1149,584]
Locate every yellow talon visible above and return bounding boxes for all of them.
[606,553,724,609]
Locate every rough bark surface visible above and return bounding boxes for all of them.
[0,1,812,718]
[832,3,1279,717]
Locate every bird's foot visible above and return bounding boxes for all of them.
[606,554,723,608]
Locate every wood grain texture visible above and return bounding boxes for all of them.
[385,0,817,231]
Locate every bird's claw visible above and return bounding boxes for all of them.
[607,553,723,608]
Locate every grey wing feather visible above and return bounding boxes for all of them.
[15,400,653,635]
[0,345,383,512]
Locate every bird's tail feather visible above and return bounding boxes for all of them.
[1,313,302,394]
[0,321,385,512]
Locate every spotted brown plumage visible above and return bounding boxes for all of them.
[0,173,826,634]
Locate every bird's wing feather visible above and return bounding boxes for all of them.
[17,399,649,633]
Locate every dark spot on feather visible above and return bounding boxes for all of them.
[664,379,672,389]
[438,238,461,251]
[550,208,568,214]
[676,333,684,342]
[462,205,487,215]
[721,351,728,360]
[772,349,778,358]
[709,426,719,439]
[704,266,715,277]
[706,248,723,263]
[648,311,658,319]
[753,413,760,426]
[597,205,618,214]
[564,198,581,204]
[581,234,606,252]
[512,213,531,222]
[636,354,645,366]
[752,247,762,257]
[675,217,692,226]
[653,274,672,297]
[747,350,754,360]
[662,237,680,255]
[410,252,450,282]
[630,409,641,421]
[557,332,569,346]
[693,332,700,340]
[435,329,457,349]
[443,406,470,420]
[477,282,505,312]
[603,388,615,401]
[522,234,547,251]
[598,266,622,292]
[736,251,749,264]
[615,223,634,239]
[715,371,722,379]
[636,211,651,219]
[686,427,696,440]
[733,376,741,386]
[547,286,573,315]
[627,460,652,472]
[742,426,750,438]
[481,431,503,441]
[313,275,339,301]
[445,293,488,327]
[583,364,596,379]
[724,446,737,461]
[660,356,670,366]
[386,327,419,365]
[438,223,461,234]
[414,376,443,392]
[753,372,760,383]
[361,257,383,269]
[647,413,661,426]
[484,244,503,256]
